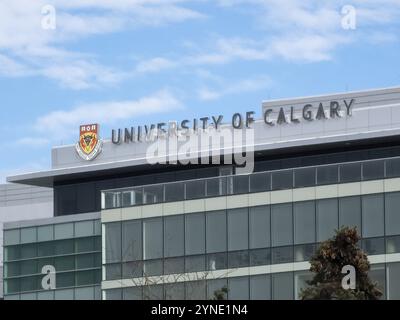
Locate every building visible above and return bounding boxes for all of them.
[3,86,400,300]
[0,184,53,299]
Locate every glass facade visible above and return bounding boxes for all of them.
[3,218,101,300]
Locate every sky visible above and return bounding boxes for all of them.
[0,0,399,182]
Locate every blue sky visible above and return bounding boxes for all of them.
[0,0,399,182]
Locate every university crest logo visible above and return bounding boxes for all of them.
[75,124,103,161]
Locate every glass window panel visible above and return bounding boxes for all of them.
[37,257,54,274]
[143,218,163,260]
[20,293,37,300]
[20,227,36,244]
[37,225,54,242]
[55,239,74,255]
[249,248,271,266]
[37,291,54,300]
[4,246,20,261]
[122,220,142,261]
[185,213,205,255]
[250,172,271,192]
[4,262,20,277]
[20,243,37,259]
[186,281,206,300]
[164,215,184,258]
[229,277,249,300]
[75,221,94,238]
[294,167,316,188]
[122,188,143,207]
[387,262,400,300]
[4,229,20,246]
[206,211,227,253]
[228,208,248,251]
[271,203,293,247]
[165,283,185,300]
[369,264,386,300]
[143,260,163,277]
[206,177,227,197]
[105,288,122,300]
[75,237,95,253]
[37,242,55,257]
[316,199,338,242]
[185,255,206,273]
[123,287,142,300]
[362,160,384,181]
[185,180,205,200]
[228,250,249,269]
[164,257,184,275]
[230,175,249,195]
[94,220,101,236]
[207,252,227,271]
[57,272,75,288]
[272,246,293,264]
[76,183,96,213]
[54,223,74,240]
[294,244,316,262]
[272,272,294,300]
[362,237,385,255]
[207,279,228,300]
[4,278,20,295]
[55,289,74,300]
[386,236,400,254]
[76,270,95,286]
[76,254,95,269]
[165,182,184,202]
[294,201,316,244]
[75,287,94,300]
[362,194,384,238]
[105,222,122,263]
[20,276,38,292]
[339,163,361,183]
[386,158,400,178]
[294,271,313,300]
[250,274,271,300]
[385,192,400,236]
[316,165,338,185]
[55,256,75,272]
[122,261,143,278]
[143,284,163,300]
[20,259,37,276]
[249,206,270,249]
[339,196,362,232]
[143,185,164,204]
[271,169,293,190]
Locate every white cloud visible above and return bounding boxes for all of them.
[35,89,183,138]
[136,57,177,73]
[198,75,272,101]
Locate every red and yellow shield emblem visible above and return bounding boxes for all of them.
[75,124,103,161]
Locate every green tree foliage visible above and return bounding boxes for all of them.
[301,227,382,300]
[212,286,228,300]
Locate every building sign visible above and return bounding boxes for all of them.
[76,124,103,161]
[111,99,355,145]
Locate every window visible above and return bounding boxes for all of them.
[54,223,74,240]
[75,221,94,238]
[143,185,163,204]
[362,194,384,238]
[143,284,163,300]
[207,252,227,271]
[186,281,206,300]
[272,246,293,264]
[165,182,184,202]
[229,277,249,300]
[105,222,122,263]
[207,279,228,300]
[164,257,184,275]
[385,192,400,236]
[75,237,95,253]
[249,248,271,266]
[294,244,316,262]
[250,172,271,192]
[316,199,338,242]
[317,165,338,185]
[369,264,386,300]
[272,273,294,300]
[387,262,400,300]
[123,287,142,300]
[185,180,205,199]
[164,215,184,258]
[294,271,313,300]
[122,220,142,261]
[249,206,270,249]
[122,261,143,278]
[228,250,249,268]
[165,283,185,300]
[143,218,163,260]
[55,256,75,271]
[339,163,361,182]
[250,275,271,300]
[386,158,400,178]
[20,227,36,244]
[339,196,361,231]
[143,260,163,276]
[105,288,122,300]
[230,175,249,194]
[362,160,384,180]
[271,170,293,190]
[228,208,248,251]
[4,229,20,246]
[206,177,227,197]
[185,255,206,273]
[362,237,385,255]
[185,213,205,255]
[271,203,293,247]
[206,211,227,253]
[105,263,121,280]
[294,201,315,244]
[37,225,54,242]
[386,236,400,254]
[294,167,315,188]
[76,183,96,213]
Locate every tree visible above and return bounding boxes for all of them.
[212,286,228,300]
[300,226,382,300]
